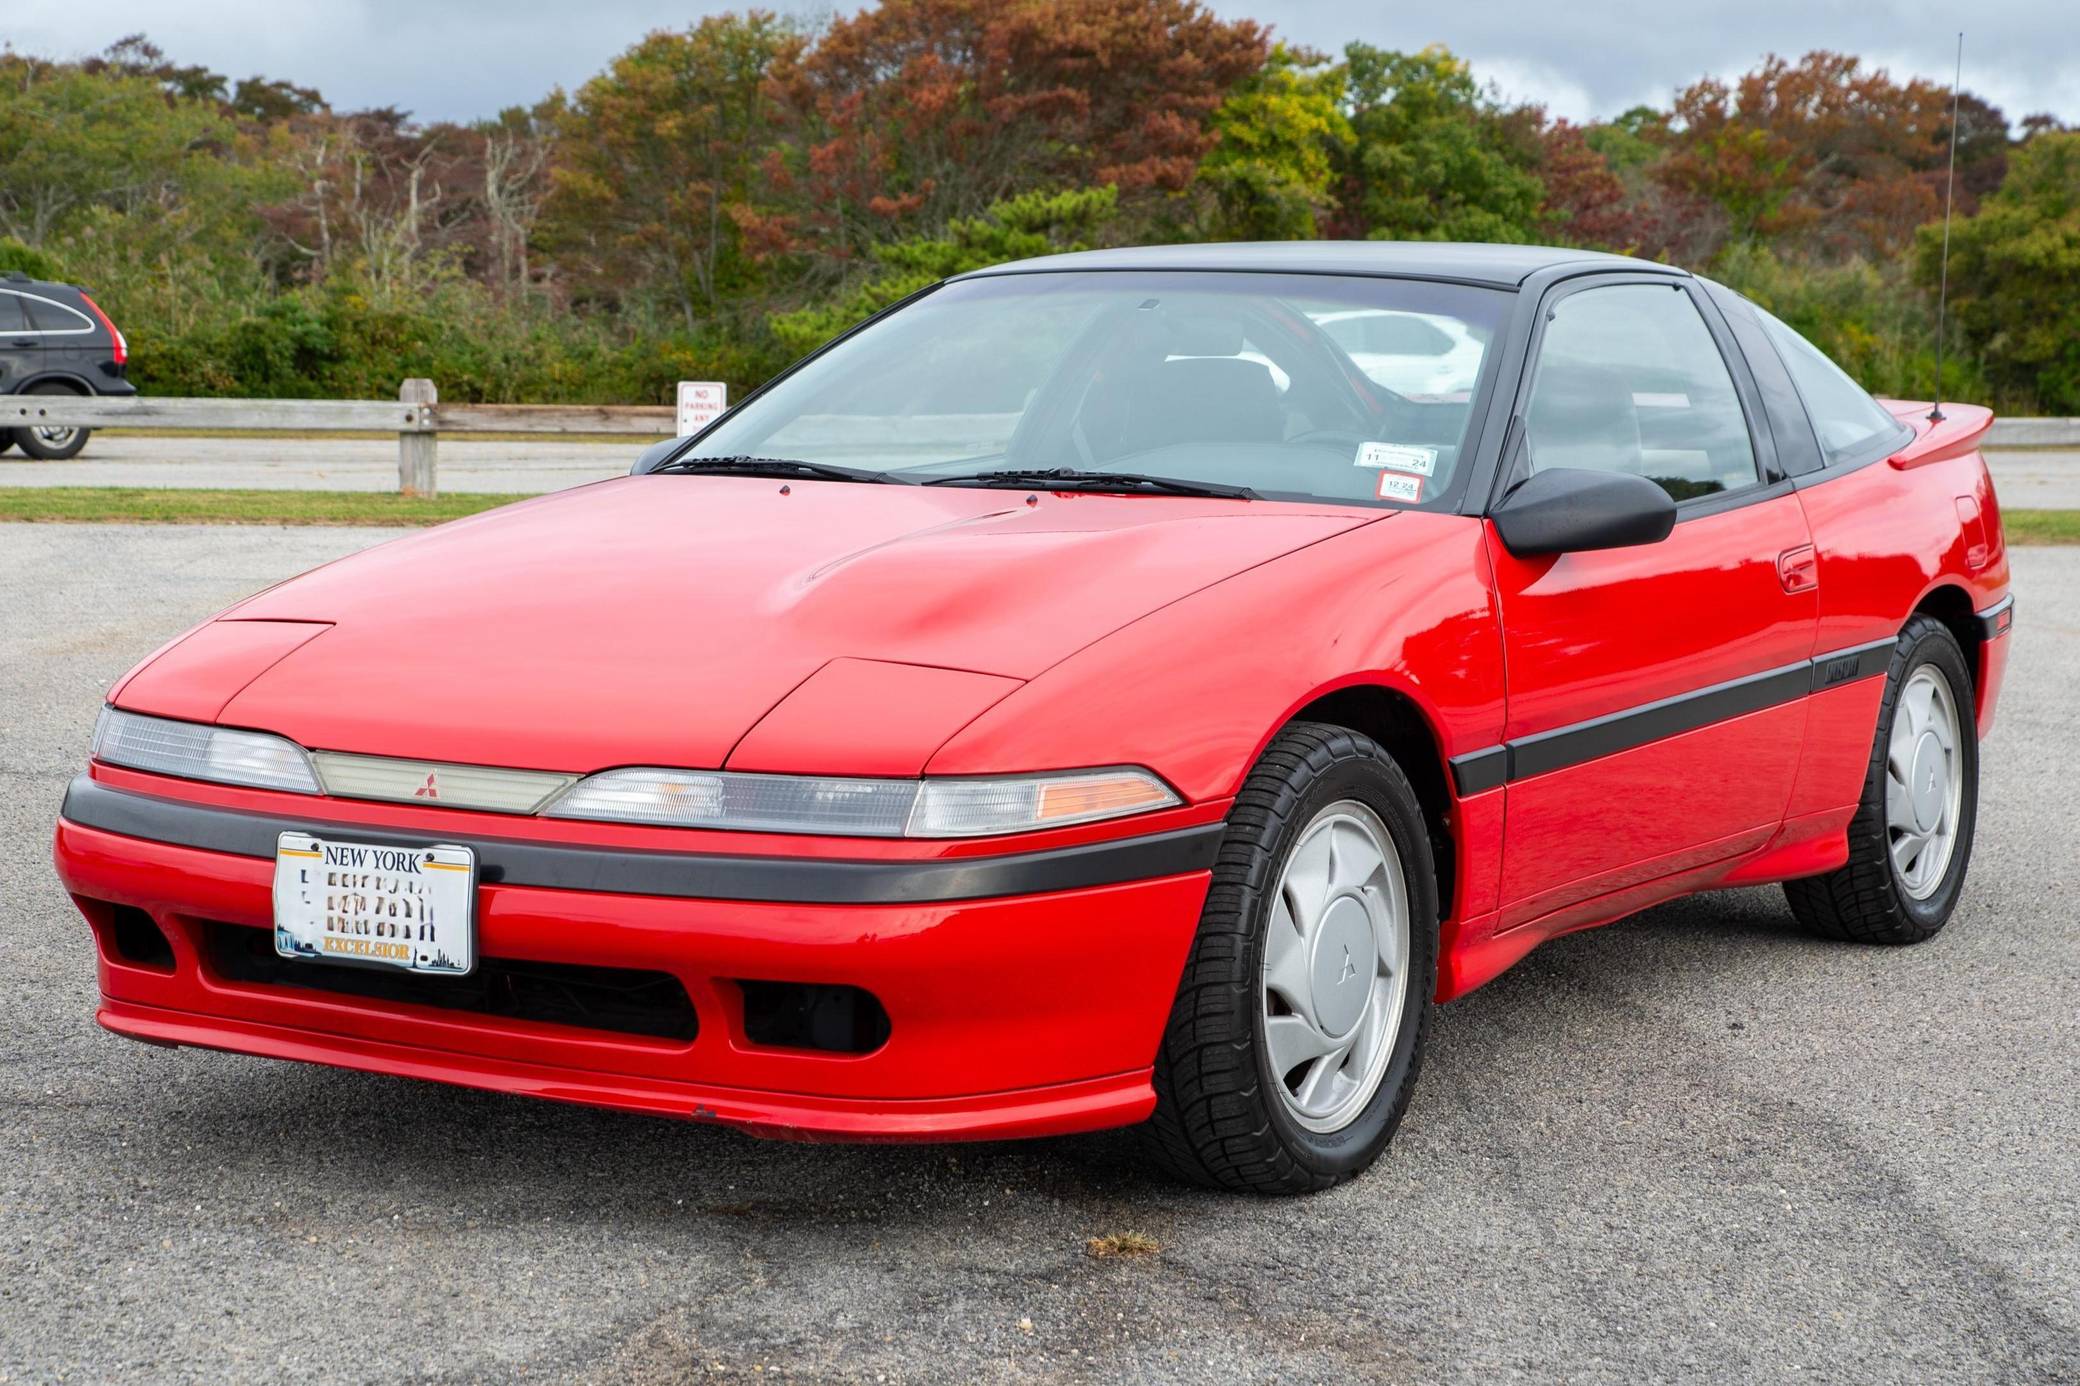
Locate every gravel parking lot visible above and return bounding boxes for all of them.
[2,525,2075,1384]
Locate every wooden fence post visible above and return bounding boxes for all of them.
[398,379,438,496]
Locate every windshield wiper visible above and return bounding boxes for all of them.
[649,455,905,485]
[923,467,1256,500]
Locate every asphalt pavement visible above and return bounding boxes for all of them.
[4,435,2079,505]
[1,525,2075,1383]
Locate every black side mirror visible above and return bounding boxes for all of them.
[632,437,686,475]
[1492,467,1676,557]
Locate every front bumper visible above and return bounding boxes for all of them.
[54,774,1219,1141]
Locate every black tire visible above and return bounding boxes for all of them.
[0,432,13,457]
[14,383,91,460]
[1143,722,1437,1194]
[1784,615,1979,944]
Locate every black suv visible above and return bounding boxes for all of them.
[1,271,134,460]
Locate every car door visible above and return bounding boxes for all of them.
[0,290,38,392]
[1486,275,1818,929]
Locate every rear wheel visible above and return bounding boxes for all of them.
[14,382,91,460]
[1785,615,1978,944]
[0,433,13,457]
[1144,723,1437,1194]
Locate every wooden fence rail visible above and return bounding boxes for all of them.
[1,379,676,496]
[5,379,2077,497]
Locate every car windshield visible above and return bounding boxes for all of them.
[681,270,1511,507]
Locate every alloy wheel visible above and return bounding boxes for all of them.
[1261,799,1411,1133]
[1885,665,1964,900]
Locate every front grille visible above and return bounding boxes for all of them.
[201,921,697,1042]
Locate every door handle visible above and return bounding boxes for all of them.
[1777,545,1818,594]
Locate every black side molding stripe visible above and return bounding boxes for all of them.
[57,776,1225,905]
[1808,637,1898,694]
[1976,593,2014,640]
[1447,746,1509,796]
[1509,660,1811,781]
[1449,635,1902,795]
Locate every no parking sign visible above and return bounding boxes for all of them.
[675,381,727,436]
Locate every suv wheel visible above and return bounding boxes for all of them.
[14,383,91,460]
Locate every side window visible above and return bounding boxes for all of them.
[0,293,26,334]
[1753,305,1907,464]
[1525,283,1759,502]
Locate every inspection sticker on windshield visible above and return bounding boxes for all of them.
[1354,442,1437,476]
[1376,472,1424,503]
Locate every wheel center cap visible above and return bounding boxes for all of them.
[1908,731,1946,832]
[1309,895,1376,1037]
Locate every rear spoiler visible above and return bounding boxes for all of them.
[1877,401,1995,471]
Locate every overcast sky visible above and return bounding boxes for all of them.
[5,0,2074,129]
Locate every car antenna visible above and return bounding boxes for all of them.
[1928,31,1964,425]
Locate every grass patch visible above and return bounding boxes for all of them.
[2002,509,2080,545]
[1084,1231,1161,1260]
[0,487,521,526]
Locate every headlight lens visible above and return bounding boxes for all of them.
[92,707,320,794]
[908,770,1180,837]
[544,766,1179,837]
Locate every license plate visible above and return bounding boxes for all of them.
[272,831,476,975]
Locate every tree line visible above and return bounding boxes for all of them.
[1,6,2074,414]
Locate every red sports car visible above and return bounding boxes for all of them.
[54,244,2011,1192]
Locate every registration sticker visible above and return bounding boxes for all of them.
[1376,472,1424,503]
[1354,442,1438,476]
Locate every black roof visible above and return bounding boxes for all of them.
[958,241,1686,289]
[0,271,83,294]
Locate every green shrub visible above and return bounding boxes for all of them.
[126,281,790,406]
[1711,243,1997,408]
[0,236,63,278]
[1918,133,2080,415]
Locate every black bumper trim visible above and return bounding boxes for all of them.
[58,775,1225,905]
[1976,593,2014,640]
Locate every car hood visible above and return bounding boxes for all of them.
[151,476,1378,772]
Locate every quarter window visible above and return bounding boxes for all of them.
[19,295,91,333]
[1525,283,1759,501]
[1754,306,1906,464]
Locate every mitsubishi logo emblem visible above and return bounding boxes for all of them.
[1339,945,1358,984]
[412,772,440,800]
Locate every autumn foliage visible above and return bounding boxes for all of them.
[767,0,1265,254]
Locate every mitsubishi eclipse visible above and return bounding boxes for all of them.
[53,243,2011,1193]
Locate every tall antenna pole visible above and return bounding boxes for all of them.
[1929,31,1963,424]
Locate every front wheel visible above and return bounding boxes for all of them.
[14,383,91,460]
[1785,615,1979,943]
[1144,723,1437,1194]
